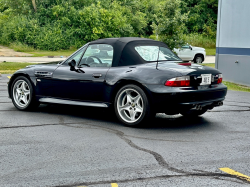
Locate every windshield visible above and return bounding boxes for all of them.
[135,46,181,62]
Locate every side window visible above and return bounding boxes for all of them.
[181,45,190,49]
[63,46,86,66]
[135,46,181,61]
[135,46,159,61]
[79,44,113,68]
[158,47,181,61]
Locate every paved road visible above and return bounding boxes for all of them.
[0,57,66,63]
[0,56,215,64]
[0,74,250,186]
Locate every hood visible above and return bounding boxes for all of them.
[14,60,64,77]
[191,46,205,51]
[26,61,63,68]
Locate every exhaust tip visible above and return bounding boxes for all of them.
[195,105,203,110]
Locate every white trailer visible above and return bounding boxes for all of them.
[216,0,250,86]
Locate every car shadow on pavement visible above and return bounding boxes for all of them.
[35,104,211,131]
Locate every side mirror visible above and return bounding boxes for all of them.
[68,59,76,71]
[189,46,192,50]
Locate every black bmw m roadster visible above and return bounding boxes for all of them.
[8,37,227,126]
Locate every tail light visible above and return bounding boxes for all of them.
[217,74,223,84]
[165,76,190,87]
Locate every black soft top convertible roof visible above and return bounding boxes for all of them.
[89,37,170,67]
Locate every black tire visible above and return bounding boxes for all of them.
[11,76,39,111]
[114,84,154,127]
[180,109,207,117]
[193,54,204,63]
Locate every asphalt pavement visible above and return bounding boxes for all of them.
[0,56,215,64]
[0,74,250,186]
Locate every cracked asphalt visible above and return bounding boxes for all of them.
[0,74,250,187]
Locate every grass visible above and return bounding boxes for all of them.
[205,48,216,56]
[202,63,250,92]
[201,63,215,68]
[223,81,250,92]
[0,62,36,74]
[29,50,75,57]
[8,42,76,57]
[183,33,216,48]
[182,33,216,56]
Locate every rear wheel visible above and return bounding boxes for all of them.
[180,109,207,117]
[11,76,39,110]
[193,54,204,63]
[114,84,154,127]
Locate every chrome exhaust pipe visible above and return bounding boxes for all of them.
[195,105,203,110]
[217,102,223,106]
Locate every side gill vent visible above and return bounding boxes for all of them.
[35,71,53,77]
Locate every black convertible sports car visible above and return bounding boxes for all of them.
[8,37,227,126]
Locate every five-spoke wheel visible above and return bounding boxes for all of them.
[117,88,143,123]
[115,84,154,126]
[11,76,39,110]
[13,80,31,108]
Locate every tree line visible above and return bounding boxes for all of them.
[0,0,218,50]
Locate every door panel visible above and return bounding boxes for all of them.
[52,65,110,102]
[179,48,193,60]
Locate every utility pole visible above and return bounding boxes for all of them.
[31,0,37,12]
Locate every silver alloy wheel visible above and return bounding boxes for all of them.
[13,80,31,108]
[196,56,203,63]
[117,88,144,123]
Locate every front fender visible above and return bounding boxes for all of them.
[8,70,36,98]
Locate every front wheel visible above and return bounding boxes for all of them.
[193,54,204,63]
[11,76,39,110]
[180,109,207,117]
[114,84,154,127]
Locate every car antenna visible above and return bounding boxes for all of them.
[156,47,160,70]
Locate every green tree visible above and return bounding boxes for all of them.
[153,0,188,49]
[181,0,218,37]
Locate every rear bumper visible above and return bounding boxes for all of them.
[179,97,225,106]
[145,84,227,112]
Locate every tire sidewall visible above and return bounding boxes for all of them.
[194,55,204,63]
[114,84,150,127]
[11,76,35,110]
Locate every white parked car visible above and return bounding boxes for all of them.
[173,45,206,63]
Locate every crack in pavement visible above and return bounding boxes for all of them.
[0,122,81,129]
[60,123,250,185]
[224,104,250,108]
[208,109,250,112]
[1,118,250,185]
[225,101,250,105]
[55,173,247,187]
[124,134,193,143]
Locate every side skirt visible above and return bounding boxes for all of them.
[39,98,109,108]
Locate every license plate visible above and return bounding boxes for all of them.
[198,85,209,90]
[200,74,212,85]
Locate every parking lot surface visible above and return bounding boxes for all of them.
[0,74,250,186]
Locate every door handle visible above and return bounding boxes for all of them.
[92,73,102,78]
